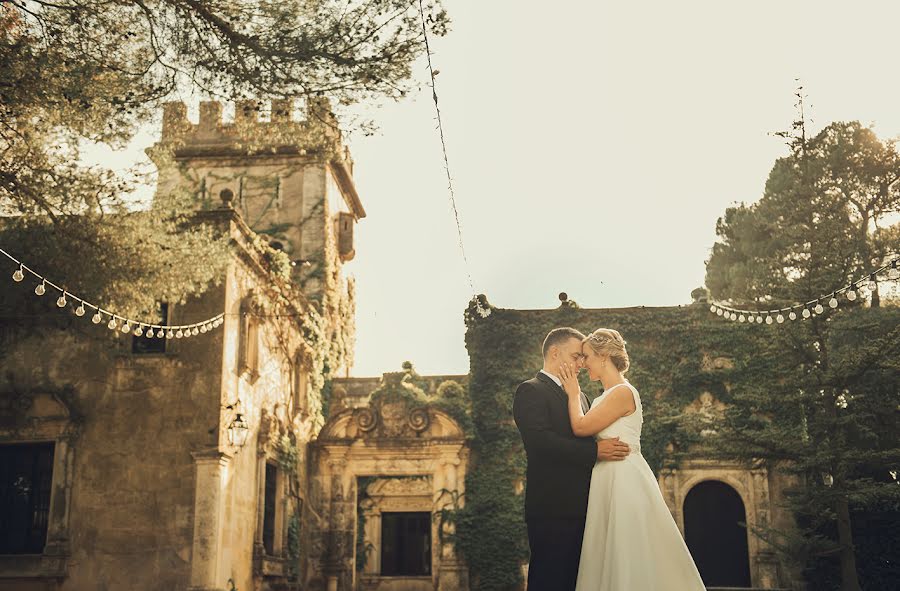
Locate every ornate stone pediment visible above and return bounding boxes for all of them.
[0,385,82,440]
[685,391,727,437]
[686,391,726,418]
[319,373,464,441]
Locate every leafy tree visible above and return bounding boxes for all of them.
[0,0,447,316]
[705,94,900,591]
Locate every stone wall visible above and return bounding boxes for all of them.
[0,212,327,591]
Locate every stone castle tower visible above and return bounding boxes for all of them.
[154,97,365,301]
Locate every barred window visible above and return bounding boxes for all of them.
[0,442,55,554]
[263,462,278,555]
[380,512,431,576]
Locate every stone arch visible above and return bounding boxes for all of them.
[683,479,752,587]
[657,462,784,589]
[680,472,752,510]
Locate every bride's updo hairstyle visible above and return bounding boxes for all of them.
[584,328,630,373]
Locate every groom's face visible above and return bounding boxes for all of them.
[553,337,585,371]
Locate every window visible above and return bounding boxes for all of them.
[263,463,277,555]
[292,351,308,416]
[380,512,431,576]
[0,442,54,554]
[132,302,168,354]
[335,212,355,262]
[239,299,259,377]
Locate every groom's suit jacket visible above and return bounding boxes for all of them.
[513,372,597,521]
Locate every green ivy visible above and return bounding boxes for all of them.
[454,295,777,590]
[276,433,299,475]
[286,510,302,580]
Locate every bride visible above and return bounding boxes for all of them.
[558,328,706,590]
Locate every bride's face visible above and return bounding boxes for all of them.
[581,344,605,381]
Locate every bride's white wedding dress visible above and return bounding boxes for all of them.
[575,382,706,590]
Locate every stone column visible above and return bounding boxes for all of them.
[436,452,469,591]
[44,437,72,557]
[188,450,232,591]
[324,457,355,591]
[253,450,266,561]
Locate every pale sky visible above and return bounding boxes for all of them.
[86,1,900,377]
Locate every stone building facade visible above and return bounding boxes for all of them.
[0,99,365,591]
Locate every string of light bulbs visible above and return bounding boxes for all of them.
[1,247,224,338]
[709,256,899,324]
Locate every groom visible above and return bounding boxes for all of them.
[513,327,630,590]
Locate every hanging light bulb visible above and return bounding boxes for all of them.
[56,293,67,308]
[766,315,774,324]
[34,282,46,296]
[776,314,785,324]
[889,260,899,280]
[738,314,746,323]
[867,273,878,292]
[829,294,839,308]
[120,322,131,334]
[191,327,199,336]
[92,312,103,324]
[709,305,717,314]
[146,328,155,338]
[107,318,118,330]
[200,325,208,333]
[134,326,143,337]
[12,266,24,282]
[75,303,85,317]
[789,311,798,321]
[175,329,184,338]
[847,285,858,301]
[717,308,724,316]
[166,330,175,339]
[814,303,824,314]
[802,308,811,319]
[156,329,166,339]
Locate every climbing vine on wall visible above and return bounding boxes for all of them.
[453,295,778,590]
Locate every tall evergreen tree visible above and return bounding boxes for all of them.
[705,93,900,590]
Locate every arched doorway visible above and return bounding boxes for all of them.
[683,480,752,587]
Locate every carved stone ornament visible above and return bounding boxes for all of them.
[354,408,377,432]
[407,407,430,433]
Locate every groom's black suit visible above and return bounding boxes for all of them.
[513,371,597,591]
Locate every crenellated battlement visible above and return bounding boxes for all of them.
[160,97,351,166]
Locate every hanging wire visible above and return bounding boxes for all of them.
[1,247,224,338]
[417,0,489,318]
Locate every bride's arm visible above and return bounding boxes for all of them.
[560,364,635,437]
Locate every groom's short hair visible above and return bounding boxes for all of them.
[542,327,586,358]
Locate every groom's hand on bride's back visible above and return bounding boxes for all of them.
[597,437,629,461]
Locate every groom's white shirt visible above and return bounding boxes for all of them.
[539,369,562,388]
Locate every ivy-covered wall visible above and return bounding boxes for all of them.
[455,297,780,590]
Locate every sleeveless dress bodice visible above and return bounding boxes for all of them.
[591,381,643,453]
